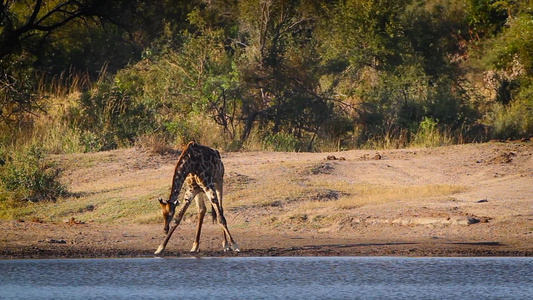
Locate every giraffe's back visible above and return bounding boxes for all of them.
[185,142,224,184]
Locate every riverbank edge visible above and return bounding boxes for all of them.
[2,245,532,259]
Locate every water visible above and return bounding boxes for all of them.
[0,257,531,299]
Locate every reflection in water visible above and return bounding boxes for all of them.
[1,257,532,299]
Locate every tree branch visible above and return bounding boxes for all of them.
[26,0,43,28]
[0,0,104,60]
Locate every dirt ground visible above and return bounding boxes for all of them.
[1,141,532,258]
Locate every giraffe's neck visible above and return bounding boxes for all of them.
[168,150,194,203]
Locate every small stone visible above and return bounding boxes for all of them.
[325,155,346,161]
[476,199,488,203]
[467,217,480,225]
[46,239,67,244]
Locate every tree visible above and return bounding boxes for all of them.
[0,0,112,123]
[237,0,334,146]
[0,0,183,124]
[0,0,107,60]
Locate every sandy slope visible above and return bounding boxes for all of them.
[1,141,532,258]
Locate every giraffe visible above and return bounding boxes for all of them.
[154,141,239,255]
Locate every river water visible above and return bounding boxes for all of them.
[0,256,531,299]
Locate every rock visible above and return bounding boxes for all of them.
[314,189,341,202]
[65,217,84,225]
[467,217,480,225]
[476,199,488,203]
[310,162,333,174]
[492,152,516,164]
[326,155,346,161]
[45,239,67,244]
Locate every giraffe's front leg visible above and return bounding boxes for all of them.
[154,192,194,256]
[154,211,185,255]
[222,231,230,251]
[190,193,206,253]
[154,218,179,255]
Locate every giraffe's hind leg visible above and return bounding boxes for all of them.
[205,185,239,252]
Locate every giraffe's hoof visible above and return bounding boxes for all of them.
[223,241,231,252]
[154,245,165,256]
[190,243,200,253]
[231,243,240,252]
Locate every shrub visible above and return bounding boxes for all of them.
[411,117,453,148]
[65,75,159,152]
[489,98,533,140]
[0,145,66,203]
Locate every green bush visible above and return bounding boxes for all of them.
[65,75,159,152]
[489,98,533,140]
[411,117,453,148]
[0,145,66,203]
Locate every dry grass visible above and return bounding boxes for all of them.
[302,183,467,210]
[1,176,465,229]
[1,149,174,223]
[135,134,175,155]
[222,159,468,231]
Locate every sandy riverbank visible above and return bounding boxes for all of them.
[1,141,532,258]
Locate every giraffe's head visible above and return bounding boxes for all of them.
[158,198,176,234]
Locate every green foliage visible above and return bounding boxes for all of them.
[411,117,453,147]
[66,75,158,152]
[0,145,66,203]
[164,118,202,146]
[483,13,533,76]
[321,0,409,69]
[476,9,533,139]
[402,1,469,77]
[2,0,533,155]
[0,55,40,123]
[488,86,533,139]
[0,0,189,74]
[467,0,511,39]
